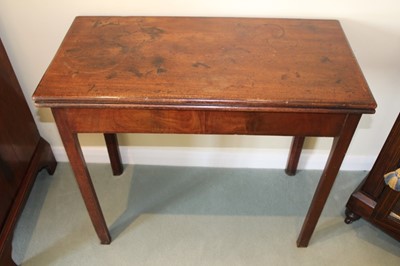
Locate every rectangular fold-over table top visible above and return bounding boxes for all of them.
[33,16,376,113]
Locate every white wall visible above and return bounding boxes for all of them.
[1,1,399,170]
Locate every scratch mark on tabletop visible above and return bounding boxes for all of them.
[93,20,120,28]
[71,71,79,78]
[106,72,118,79]
[140,26,165,39]
[157,68,167,74]
[88,84,96,92]
[152,56,167,74]
[320,56,332,63]
[192,62,211,68]
[127,67,143,78]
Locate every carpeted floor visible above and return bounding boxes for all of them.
[12,163,400,265]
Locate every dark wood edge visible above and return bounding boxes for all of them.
[32,101,376,114]
[346,191,376,219]
[0,138,56,265]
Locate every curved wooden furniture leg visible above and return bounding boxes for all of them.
[104,134,123,176]
[285,136,305,176]
[296,114,361,247]
[53,109,111,244]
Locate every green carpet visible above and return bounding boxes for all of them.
[12,163,400,265]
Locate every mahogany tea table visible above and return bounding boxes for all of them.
[33,16,376,247]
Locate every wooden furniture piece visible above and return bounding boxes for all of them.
[345,114,400,240]
[33,17,376,247]
[0,39,57,265]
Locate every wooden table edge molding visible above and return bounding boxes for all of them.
[33,16,376,248]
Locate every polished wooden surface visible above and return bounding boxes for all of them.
[34,16,375,113]
[33,17,376,248]
[55,108,348,135]
[0,38,57,266]
[0,39,40,193]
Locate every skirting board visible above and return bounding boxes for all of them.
[52,146,374,171]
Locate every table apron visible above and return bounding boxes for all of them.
[53,108,348,137]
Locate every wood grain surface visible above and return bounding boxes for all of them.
[33,17,376,113]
